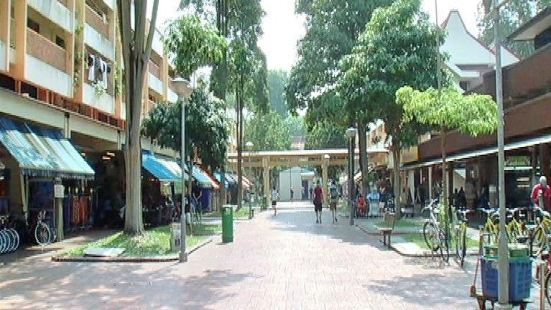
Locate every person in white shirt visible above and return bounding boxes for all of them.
[271,188,279,216]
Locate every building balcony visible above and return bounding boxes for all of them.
[28,0,74,33]
[83,82,115,114]
[25,29,72,97]
[148,72,163,96]
[27,28,67,72]
[85,4,109,39]
[152,29,164,57]
[84,23,115,60]
[149,60,161,79]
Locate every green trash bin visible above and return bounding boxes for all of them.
[222,206,234,243]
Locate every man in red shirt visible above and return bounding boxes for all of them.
[531,176,551,212]
[313,181,323,224]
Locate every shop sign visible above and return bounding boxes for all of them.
[54,184,65,198]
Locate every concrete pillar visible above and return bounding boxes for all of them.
[13,0,27,79]
[63,113,71,139]
[322,156,329,206]
[262,157,270,200]
[54,178,64,241]
[540,144,550,182]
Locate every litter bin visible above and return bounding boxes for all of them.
[222,206,234,243]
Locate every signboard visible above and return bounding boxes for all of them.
[54,184,65,198]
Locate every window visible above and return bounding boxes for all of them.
[55,36,65,49]
[27,18,40,33]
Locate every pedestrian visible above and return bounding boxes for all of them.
[271,187,279,216]
[368,187,380,217]
[309,187,313,200]
[531,176,551,212]
[357,194,366,217]
[329,181,339,223]
[313,181,323,223]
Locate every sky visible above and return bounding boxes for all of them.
[155,0,483,71]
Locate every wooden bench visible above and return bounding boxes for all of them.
[401,205,414,218]
[378,212,396,248]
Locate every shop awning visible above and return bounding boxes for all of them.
[0,117,94,179]
[214,172,236,187]
[189,166,214,188]
[403,133,551,170]
[142,151,187,182]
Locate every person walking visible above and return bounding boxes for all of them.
[329,181,339,223]
[271,187,279,216]
[531,176,551,212]
[313,181,323,223]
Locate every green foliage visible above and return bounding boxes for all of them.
[61,225,210,257]
[477,0,550,58]
[286,0,393,127]
[305,121,347,150]
[180,0,268,112]
[142,86,230,169]
[338,0,444,149]
[165,15,227,79]
[267,70,289,117]
[397,86,498,137]
[244,111,292,151]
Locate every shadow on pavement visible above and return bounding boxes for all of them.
[0,259,254,309]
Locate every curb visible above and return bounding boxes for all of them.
[51,237,213,263]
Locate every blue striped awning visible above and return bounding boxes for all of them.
[189,166,213,188]
[0,117,94,179]
[142,151,188,182]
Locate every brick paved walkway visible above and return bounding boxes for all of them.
[0,201,483,309]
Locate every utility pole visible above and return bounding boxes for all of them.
[494,0,509,307]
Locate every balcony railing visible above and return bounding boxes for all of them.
[28,0,73,33]
[26,28,67,72]
[85,4,109,38]
[83,82,115,114]
[148,72,163,95]
[0,40,6,72]
[149,60,161,79]
[84,24,115,60]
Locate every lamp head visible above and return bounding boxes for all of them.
[345,127,358,139]
[171,77,193,99]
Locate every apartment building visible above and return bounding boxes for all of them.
[402,8,551,208]
[0,0,184,237]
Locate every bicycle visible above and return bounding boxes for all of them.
[530,206,551,256]
[34,209,56,246]
[505,207,528,244]
[422,198,449,262]
[479,207,499,245]
[453,207,472,267]
[0,215,20,254]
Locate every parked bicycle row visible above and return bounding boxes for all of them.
[0,209,57,255]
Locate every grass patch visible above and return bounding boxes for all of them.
[61,224,220,257]
[375,218,422,229]
[203,205,257,219]
[401,233,480,250]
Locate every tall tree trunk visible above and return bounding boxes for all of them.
[214,0,228,208]
[236,78,243,210]
[118,0,159,235]
[358,121,369,198]
[392,147,401,219]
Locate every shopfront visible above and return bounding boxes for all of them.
[0,116,95,242]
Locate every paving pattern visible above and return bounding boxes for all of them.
[0,201,497,309]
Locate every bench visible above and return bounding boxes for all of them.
[401,204,414,218]
[378,212,396,248]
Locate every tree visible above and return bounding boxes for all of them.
[339,0,444,216]
[180,0,268,210]
[477,0,550,58]
[267,70,289,117]
[397,86,497,232]
[142,85,230,170]
[244,112,292,151]
[117,0,159,235]
[305,122,347,150]
[165,15,227,79]
[286,0,393,199]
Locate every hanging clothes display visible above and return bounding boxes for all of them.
[87,54,96,82]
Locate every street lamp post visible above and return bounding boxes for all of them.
[172,77,192,263]
[246,141,254,219]
[346,127,358,225]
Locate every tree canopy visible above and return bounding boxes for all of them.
[305,122,347,150]
[286,0,393,126]
[397,86,497,137]
[244,112,292,151]
[142,86,230,169]
[165,15,227,79]
[267,70,289,117]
